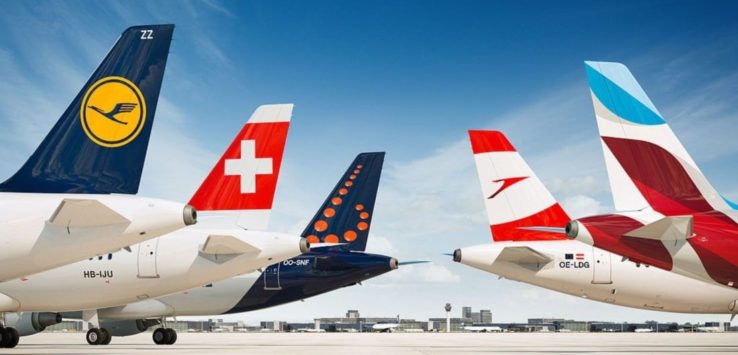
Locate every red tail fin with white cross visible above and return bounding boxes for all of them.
[189,104,293,229]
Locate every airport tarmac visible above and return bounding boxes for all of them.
[3,332,738,354]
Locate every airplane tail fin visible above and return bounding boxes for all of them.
[0,25,174,194]
[188,104,293,230]
[301,152,385,251]
[469,130,569,241]
[585,61,729,215]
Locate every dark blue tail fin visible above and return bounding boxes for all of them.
[0,24,174,194]
[302,152,384,251]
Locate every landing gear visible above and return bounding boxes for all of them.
[85,328,111,345]
[167,328,177,344]
[100,328,112,345]
[82,309,111,345]
[152,327,177,345]
[0,327,19,348]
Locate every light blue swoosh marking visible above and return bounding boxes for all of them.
[585,63,665,125]
[722,195,738,210]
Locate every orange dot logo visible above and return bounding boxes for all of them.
[339,188,348,196]
[344,230,357,242]
[324,234,339,243]
[331,197,343,205]
[323,208,336,218]
[314,220,328,232]
[306,235,320,244]
[357,221,369,231]
[349,174,357,180]
[353,169,360,174]
[356,165,363,169]
[355,204,364,211]
[360,212,369,220]
[345,181,353,187]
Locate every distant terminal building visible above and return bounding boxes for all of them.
[168,319,251,332]
[529,318,588,332]
[427,318,468,332]
[426,306,494,332]
[45,320,83,333]
[307,310,426,332]
[459,306,493,325]
[462,306,472,319]
[480,310,492,324]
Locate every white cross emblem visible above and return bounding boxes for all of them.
[224,140,273,193]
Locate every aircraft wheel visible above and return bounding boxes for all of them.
[0,327,7,348]
[152,328,170,345]
[166,328,177,345]
[86,328,103,345]
[100,328,111,345]
[5,327,19,348]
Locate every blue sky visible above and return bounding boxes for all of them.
[2,0,738,324]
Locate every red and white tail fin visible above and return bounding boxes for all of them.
[469,130,569,242]
[585,61,731,215]
[189,104,293,230]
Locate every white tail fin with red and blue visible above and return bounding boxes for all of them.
[585,61,730,215]
[469,130,569,241]
[189,104,293,230]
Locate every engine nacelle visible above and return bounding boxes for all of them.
[101,319,160,337]
[6,312,62,336]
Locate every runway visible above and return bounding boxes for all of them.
[3,332,737,354]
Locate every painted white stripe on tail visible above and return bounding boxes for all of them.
[469,130,569,242]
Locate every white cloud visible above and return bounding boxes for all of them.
[548,175,605,197]
[201,0,236,18]
[561,194,607,219]
[137,98,218,200]
[365,235,399,256]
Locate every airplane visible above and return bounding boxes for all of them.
[565,61,738,294]
[452,130,738,318]
[373,315,401,332]
[18,153,417,345]
[372,323,400,332]
[295,328,326,333]
[696,326,722,333]
[463,326,502,333]
[634,328,654,333]
[0,104,308,347]
[0,24,197,347]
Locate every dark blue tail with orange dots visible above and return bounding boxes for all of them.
[302,152,385,251]
[0,24,174,194]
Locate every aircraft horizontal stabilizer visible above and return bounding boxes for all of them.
[624,216,693,241]
[497,246,552,265]
[398,260,431,266]
[200,235,260,256]
[49,199,130,228]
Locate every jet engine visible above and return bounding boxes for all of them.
[101,319,160,337]
[6,312,61,336]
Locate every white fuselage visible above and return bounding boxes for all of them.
[98,274,261,319]
[458,241,738,313]
[0,227,304,312]
[0,193,189,283]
